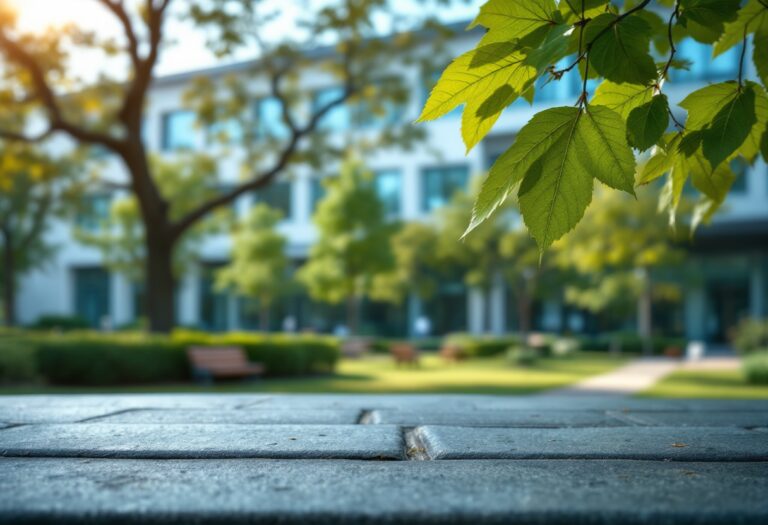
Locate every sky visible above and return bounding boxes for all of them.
[7,0,480,78]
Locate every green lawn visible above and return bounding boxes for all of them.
[641,369,768,399]
[0,352,626,395]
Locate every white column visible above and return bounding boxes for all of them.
[178,266,200,327]
[489,272,506,334]
[467,287,485,335]
[111,273,132,327]
[401,164,420,220]
[294,172,311,225]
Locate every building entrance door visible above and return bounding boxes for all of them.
[707,281,749,343]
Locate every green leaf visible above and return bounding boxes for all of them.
[417,42,536,123]
[460,23,571,152]
[516,105,635,249]
[754,28,768,88]
[638,134,682,185]
[688,151,737,200]
[701,85,756,168]
[679,81,740,130]
[585,13,658,85]
[561,0,610,23]
[761,123,768,162]
[678,0,740,43]
[626,94,669,151]
[469,0,558,44]
[714,0,768,57]
[466,106,580,235]
[691,195,724,233]
[592,81,653,120]
[738,82,768,162]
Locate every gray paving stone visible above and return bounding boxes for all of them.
[418,426,768,461]
[370,409,626,427]
[0,394,267,410]
[94,408,361,425]
[0,424,404,460]
[0,406,130,424]
[609,410,768,428]
[1,458,767,524]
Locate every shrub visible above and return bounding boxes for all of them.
[733,319,768,355]
[506,345,539,366]
[579,333,685,355]
[743,351,768,385]
[0,340,39,384]
[29,315,90,331]
[551,337,580,357]
[443,333,521,358]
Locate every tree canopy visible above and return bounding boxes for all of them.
[422,0,768,250]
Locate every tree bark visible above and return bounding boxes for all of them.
[517,288,532,344]
[145,233,176,333]
[1,228,15,327]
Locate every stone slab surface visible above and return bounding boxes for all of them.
[0,406,129,424]
[1,458,767,525]
[94,408,361,425]
[418,425,768,460]
[0,424,404,460]
[608,410,768,428]
[369,409,625,427]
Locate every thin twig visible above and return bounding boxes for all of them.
[738,23,749,87]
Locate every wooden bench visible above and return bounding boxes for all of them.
[390,343,419,366]
[439,343,466,363]
[187,346,265,383]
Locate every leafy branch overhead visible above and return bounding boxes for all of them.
[421,0,768,250]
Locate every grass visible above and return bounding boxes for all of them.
[0,352,626,395]
[641,369,768,399]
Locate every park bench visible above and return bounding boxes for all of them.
[390,342,419,366]
[187,346,264,383]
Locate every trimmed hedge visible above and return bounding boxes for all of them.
[577,333,685,355]
[1,330,340,386]
[29,315,90,331]
[743,351,768,385]
[733,319,768,355]
[0,339,39,384]
[443,333,522,358]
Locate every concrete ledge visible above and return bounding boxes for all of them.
[1,458,767,524]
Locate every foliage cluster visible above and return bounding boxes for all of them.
[0,330,339,385]
[422,0,768,248]
[743,350,768,384]
[732,318,768,354]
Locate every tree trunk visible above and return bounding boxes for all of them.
[1,229,15,327]
[637,267,653,356]
[145,233,176,333]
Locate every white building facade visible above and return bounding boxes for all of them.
[14,27,768,342]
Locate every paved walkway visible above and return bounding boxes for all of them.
[542,357,683,397]
[1,393,767,524]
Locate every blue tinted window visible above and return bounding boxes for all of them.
[313,87,350,131]
[76,193,111,231]
[256,97,290,139]
[253,180,292,218]
[207,119,243,144]
[672,38,739,82]
[374,170,401,217]
[421,165,469,212]
[161,110,196,151]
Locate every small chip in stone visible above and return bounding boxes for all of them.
[671,443,688,448]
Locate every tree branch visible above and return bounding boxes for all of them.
[97,0,141,66]
[0,126,54,143]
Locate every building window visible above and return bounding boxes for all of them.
[161,110,197,151]
[313,87,350,131]
[672,38,739,82]
[76,193,111,231]
[421,165,469,212]
[74,267,110,329]
[253,180,293,219]
[200,265,227,332]
[255,97,290,139]
[374,169,401,217]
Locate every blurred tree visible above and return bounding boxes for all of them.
[75,154,228,291]
[0,143,80,326]
[298,158,393,334]
[0,0,457,332]
[370,221,441,305]
[554,187,686,353]
[215,203,291,331]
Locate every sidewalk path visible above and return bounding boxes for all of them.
[541,358,682,397]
